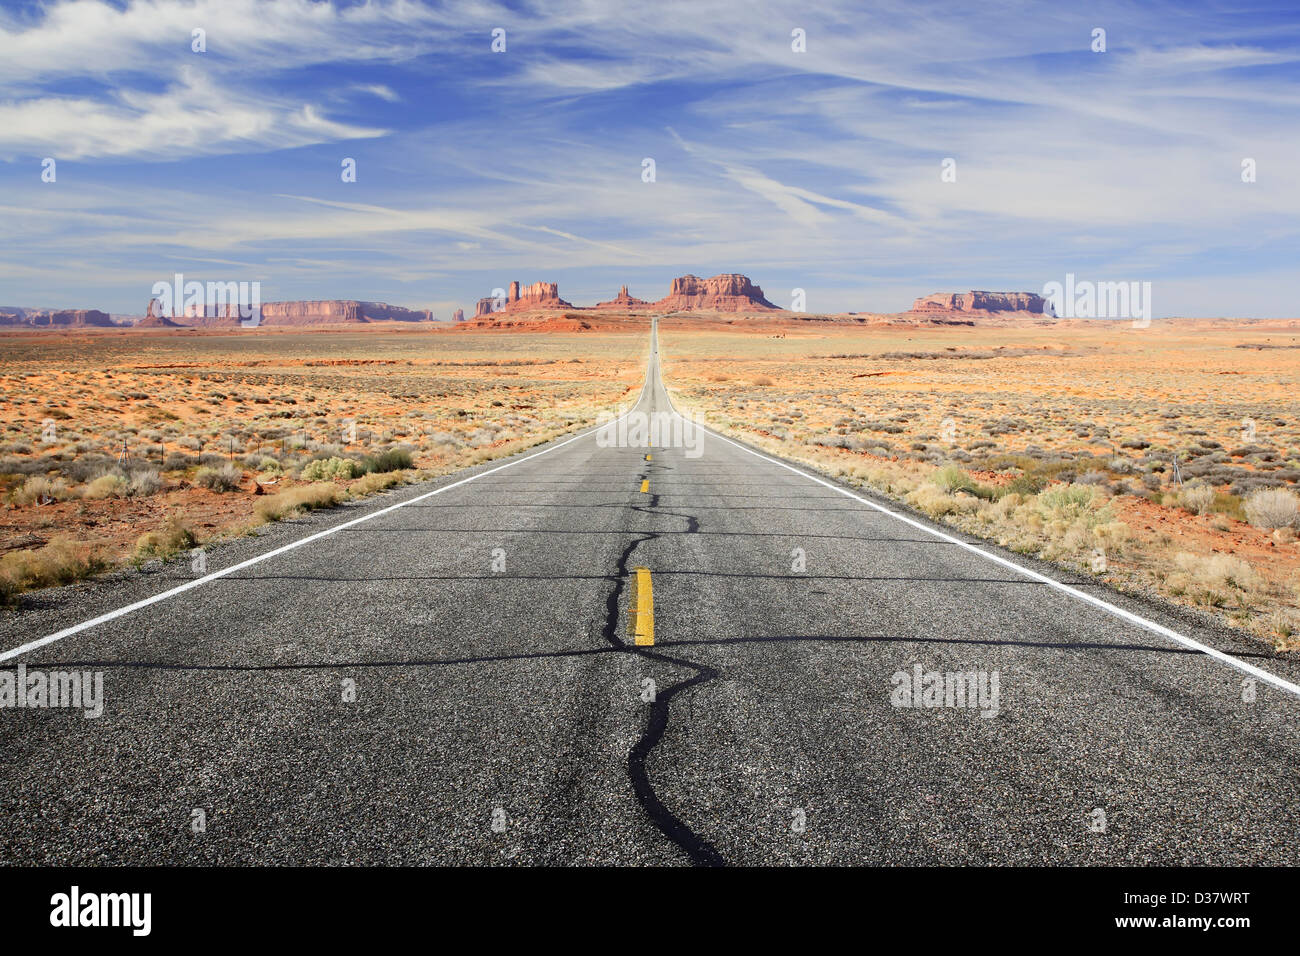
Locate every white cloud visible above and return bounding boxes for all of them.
[0,69,386,160]
[0,0,447,159]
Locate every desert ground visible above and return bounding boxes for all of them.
[657,314,1300,651]
[0,321,645,605]
[5,311,1299,653]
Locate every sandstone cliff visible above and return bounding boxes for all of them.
[477,281,572,316]
[0,308,115,328]
[257,300,434,324]
[910,291,1047,314]
[508,281,570,310]
[653,274,777,311]
[144,299,435,326]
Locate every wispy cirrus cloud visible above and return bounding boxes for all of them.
[0,0,1298,317]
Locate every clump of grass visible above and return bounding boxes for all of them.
[1036,484,1106,524]
[931,463,996,500]
[1210,491,1245,521]
[196,462,243,492]
[1000,473,1049,498]
[1267,608,1298,640]
[350,471,403,496]
[134,516,196,563]
[1168,552,1261,609]
[933,463,972,493]
[360,448,413,474]
[907,483,980,518]
[0,538,109,604]
[82,472,129,499]
[752,375,775,386]
[255,482,344,523]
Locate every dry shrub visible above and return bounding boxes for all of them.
[128,469,162,497]
[1243,487,1300,529]
[1168,552,1261,608]
[301,457,362,481]
[752,375,775,386]
[10,475,72,505]
[255,482,343,523]
[196,463,243,492]
[1178,483,1216,515]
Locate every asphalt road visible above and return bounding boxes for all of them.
[2,317,1298,865]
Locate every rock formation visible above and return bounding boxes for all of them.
[510,281,570,310]
[593,285,650,310]
[0,308,115,327]
[453,308,465,323]
[653,274,777,311]
[257,301,434,324]
[476,282,572,316]
[137,310,181,328]
[143,299,435,326]
[910,291,1047,314]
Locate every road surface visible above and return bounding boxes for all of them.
[2,317,1298,865]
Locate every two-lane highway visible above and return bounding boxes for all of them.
[2,318,1298,865]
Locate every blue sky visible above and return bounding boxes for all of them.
[1,0,1298,317]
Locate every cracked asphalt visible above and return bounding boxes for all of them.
[2,317,1298,865]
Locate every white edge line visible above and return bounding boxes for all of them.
[0,365,654,665]
[652,318,1300,701]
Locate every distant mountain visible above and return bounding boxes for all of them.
[910,291,1048,315]
[142,299,440,326]
[0,307,115,328]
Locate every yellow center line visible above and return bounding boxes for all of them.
[639,478,649,493]
[628,567,655,646]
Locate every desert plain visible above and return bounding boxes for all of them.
[2,310,1298,653]
[656,314,1300,650]
[0,319,645,606]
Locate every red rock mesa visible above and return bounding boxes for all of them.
[910,291,1047,314]
[653,274,777,311]
[144,299,435,326]
[476,281,572,316]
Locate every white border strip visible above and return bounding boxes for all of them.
[653,319,1300,700]
[1,363,653,664]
